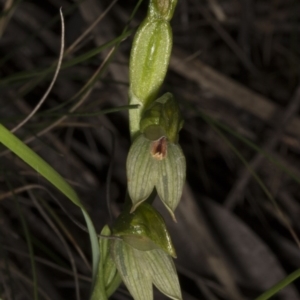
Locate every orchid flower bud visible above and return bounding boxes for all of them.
[140,92,183,143]
[112,202,176,257]
[128,0,177,138]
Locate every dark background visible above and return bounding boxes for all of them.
[1,0,300,299]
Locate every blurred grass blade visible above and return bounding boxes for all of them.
[0,124,99,285]
[0,1,77,67]
[199,111,300,247]
[197,108,300,185]
[255,269,300,300]
[5,177,38,300]
[0,29,132,88]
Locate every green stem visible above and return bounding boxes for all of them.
[255,269,300,300]
[128,91,143,140]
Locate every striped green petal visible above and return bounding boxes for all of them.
[127,135,155,210]
[155,143,186,221]
[110,239,153,300]
[145,248,182,300]
[110,240,182,300]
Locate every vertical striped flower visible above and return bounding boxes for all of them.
[110,202,182,300]
[127,93,186,221]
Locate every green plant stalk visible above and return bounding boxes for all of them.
[126,0,180,212]
[255,269,300,300]
[90,266,107,300]
[101,1,182,299]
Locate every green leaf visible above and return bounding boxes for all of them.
[0,124,99,286]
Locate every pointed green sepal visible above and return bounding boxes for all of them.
[110,239,182,300]
[145,248,182,300]
[111,239,153,300]
[127,134,155,207]
[155,142,186,221]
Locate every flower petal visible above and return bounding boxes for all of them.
[127,135,155,211]
[155,143,186,221]
[145,248,182,300]
[110,239,153,300]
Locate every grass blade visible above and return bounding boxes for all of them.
[0,124,99,286]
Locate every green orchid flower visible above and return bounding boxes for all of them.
[127,93,186,221]
[110,203,182,300]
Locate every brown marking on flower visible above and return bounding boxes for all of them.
[151,136,167,160]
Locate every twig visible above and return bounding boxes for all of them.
[0,46,116,159]
[0,0,14,37]
[206,0,226,22]
[65,0,118,56]
[11,8,65,134]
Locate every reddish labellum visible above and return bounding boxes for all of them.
[151,136,167,160]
